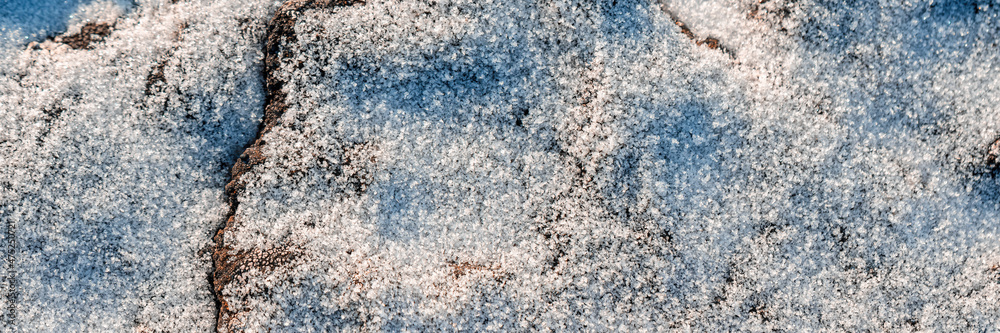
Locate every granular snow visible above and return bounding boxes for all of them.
[1,0,998,331]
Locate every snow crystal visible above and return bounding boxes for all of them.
[215,0,999,331]
[1,0,275,331]
[0,0,133,59]
[2,0,999,331]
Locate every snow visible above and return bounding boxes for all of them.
[0,0,133,58]
[3,0,1000,331]
[217,0,1000,331]
[1,0,274,331]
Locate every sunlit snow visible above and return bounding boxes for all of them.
[1,0,998,331]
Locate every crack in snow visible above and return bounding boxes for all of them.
[210,0,364,331]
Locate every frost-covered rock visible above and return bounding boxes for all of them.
[1,0,275,331]
[0,0,134,54]
[2,0,999,331]
[213,0,999,331]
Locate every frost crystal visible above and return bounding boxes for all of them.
[2,0,999,331]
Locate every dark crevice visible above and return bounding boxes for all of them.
[36,105,67,145]
[56,22,114,49]
[660,6,736,57]
[986,137,1000,169]
[210,0,364,331]
[144,61,168,96]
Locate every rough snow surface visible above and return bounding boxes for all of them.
[0,0,133,58]
[214,0,1000,331]
[2,0,1000,331]
[1,0,273,331]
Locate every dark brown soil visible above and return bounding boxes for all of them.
[59,22,113,49]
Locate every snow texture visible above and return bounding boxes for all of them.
[1,0,274,331]
[2,0,999,331]
[215,0,1000,331]
[0,0,134,58]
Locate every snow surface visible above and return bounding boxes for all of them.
[0,0,134,58]
[216,0,1000,331]
[1,0,999,331]
[1,0,275,331]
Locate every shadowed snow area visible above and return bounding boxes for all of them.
[0,0,134,56]
[1,0,999,331]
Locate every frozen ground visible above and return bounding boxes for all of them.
[2,0,1000,332]
[1,0,273,331]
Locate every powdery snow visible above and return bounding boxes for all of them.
[2,0,999,332]
[1,0,274,331]
[215,0,1000,331]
